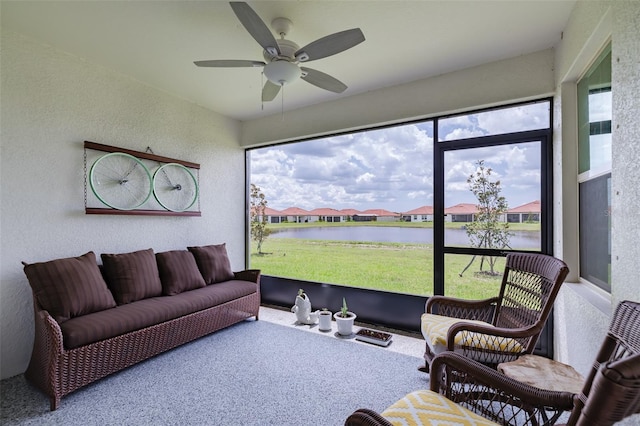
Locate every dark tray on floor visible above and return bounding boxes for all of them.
[355,328,393,347]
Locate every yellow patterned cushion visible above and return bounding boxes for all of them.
[381,390,499,426]
[421,313,522,354]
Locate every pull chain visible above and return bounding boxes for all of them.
[281,83,285,121]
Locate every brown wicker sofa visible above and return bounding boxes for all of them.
[22,244,260,411]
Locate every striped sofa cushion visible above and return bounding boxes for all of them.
[187,243,235,284]
[23,251,116,323]
[381,390,499,426]
[101,248,163,304]
[156,250,206,295]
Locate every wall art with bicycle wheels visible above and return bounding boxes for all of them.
[83,141,201,216]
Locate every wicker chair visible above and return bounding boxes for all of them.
[345,300,640,426]
[421,252,569,371]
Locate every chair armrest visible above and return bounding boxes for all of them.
[426,295,499,323]
[344,409,394,426]
[447,322,541,344]
[233,269,261,283]
[445,321,543,356]
[430,352,576,424]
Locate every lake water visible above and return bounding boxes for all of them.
[271,226,540,250]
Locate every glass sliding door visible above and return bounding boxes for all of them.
[433,100,553,296]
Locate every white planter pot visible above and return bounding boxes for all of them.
[334,311,356,336]
[318,311,332,331]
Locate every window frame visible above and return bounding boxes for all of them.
[433,99,554,295]
[576,43,612,293]
[246,98,555,336]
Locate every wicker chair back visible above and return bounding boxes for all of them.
[568,300,640,425]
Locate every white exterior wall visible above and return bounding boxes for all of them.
[0,31,245,379]
[409,215,433,222]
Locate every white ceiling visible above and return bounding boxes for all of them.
[1,1,576,122]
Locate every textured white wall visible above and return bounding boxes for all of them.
[0,31,245,379]
[610,1,640,307]
[553,0,640,375]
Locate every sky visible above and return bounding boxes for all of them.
[249,101,552,213]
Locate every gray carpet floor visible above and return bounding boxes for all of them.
[0,318,428,425]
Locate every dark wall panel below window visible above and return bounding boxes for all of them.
[260,275,427,332]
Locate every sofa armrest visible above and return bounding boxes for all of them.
[34,304,65,356]
[25,301,65,409]
[234,269,261,284]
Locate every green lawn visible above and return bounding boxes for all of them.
[250,237,505,300]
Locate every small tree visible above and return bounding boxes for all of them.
[250,184,271,255]
[461,160,512,276]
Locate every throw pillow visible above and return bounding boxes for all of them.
[22,251,116,323]
[187,243,234,284]
[101,248,162,304]
[156,250,206,295]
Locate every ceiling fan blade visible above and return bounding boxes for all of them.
[295,28,365,62]
[300,67,347,93]
[194,60,265,68]
[230,2,280,56]
[262,80,281,102]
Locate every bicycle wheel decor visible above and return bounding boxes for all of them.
[89,152,153,210]
[152,163,199,212]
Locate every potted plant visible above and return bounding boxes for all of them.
[334,298,356,336]
[318,307,332,332]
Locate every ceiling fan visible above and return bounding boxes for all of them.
[194,2,365,102]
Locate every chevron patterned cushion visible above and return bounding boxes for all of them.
[381,390,499,426]
[421,313,522,355]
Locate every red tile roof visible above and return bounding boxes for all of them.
[339,208,361,215]
[308,207,343,216]
[264,207,282,215]
[280,207,310,215]
[445,203,478,214]
[508,200,541,213]
[404,205,433,215]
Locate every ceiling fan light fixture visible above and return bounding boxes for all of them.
[263,60,301,86]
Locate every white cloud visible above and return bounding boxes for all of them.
[251,104,546,211]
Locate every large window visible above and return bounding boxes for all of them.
[249,122,435,296]
[248,100,551,299]
[434,101,552,297]
[577,45,612,292]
